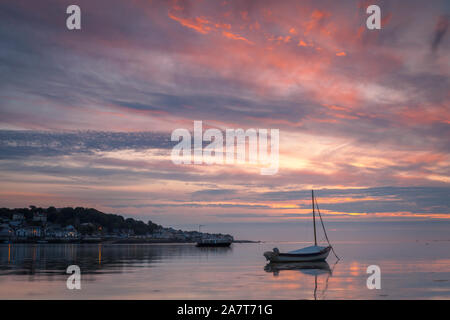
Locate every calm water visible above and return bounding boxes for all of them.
[0,237,449,299]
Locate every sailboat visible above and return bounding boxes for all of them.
[264,190,338,263]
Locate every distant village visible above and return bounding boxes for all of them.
[0,206,233,244]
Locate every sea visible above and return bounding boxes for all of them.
[0,221,449,299]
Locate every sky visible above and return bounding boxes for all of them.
[0,0,449,227]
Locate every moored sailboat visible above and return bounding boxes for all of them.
[264,190,338,263]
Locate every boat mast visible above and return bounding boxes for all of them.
[314,193,341,260]
[312,189,317,246]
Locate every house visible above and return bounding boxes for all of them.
[0,226,14,239]
[9,220,22,227]
[32,212,47,223]
[12,213,25,221]
[174,233,187,241]
[45,227,64,238]
[16,226,42,238]
[0,217,11,224]
[150,229,173,240]
[46,225,79,239]
[64,225,78,238]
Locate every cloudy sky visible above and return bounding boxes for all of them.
[0,0,449,226]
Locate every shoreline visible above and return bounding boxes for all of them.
[2,239,261,244]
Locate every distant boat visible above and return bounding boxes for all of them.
[195,225,232,247]
[196,238,232,247]
[264,190,338,263]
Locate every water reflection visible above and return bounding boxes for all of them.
[0,242,448,299]
[264,261,336,300]
[264,261,331,276]
[0,243,232,277]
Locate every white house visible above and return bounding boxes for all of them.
[150,229,173,240]
[64,225,78,238]
[32,213,47,223]
[46,225,79,239]
[12,213,25,221]
[16,226,42,238]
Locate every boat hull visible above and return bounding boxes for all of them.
[264,246,331,262]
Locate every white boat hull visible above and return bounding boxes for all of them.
[264,246,331,262]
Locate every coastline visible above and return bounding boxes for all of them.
[2,239,261,244]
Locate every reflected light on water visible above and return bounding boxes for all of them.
[0,241,449,299]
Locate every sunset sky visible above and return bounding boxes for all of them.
[0,0,449,226]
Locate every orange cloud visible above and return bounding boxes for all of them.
[222,31,253,44]
[168,12,212,34]
[298,40,308,47]
[305,9,331,34]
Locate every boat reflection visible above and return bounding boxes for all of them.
[264,261,331,276]
[196,246,232,252]
[264,261,337,300]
